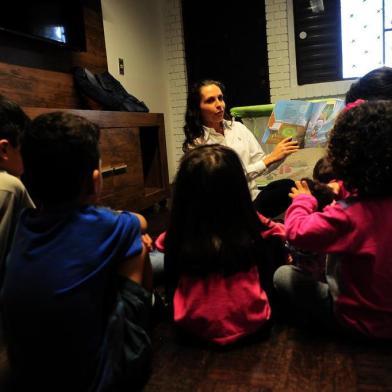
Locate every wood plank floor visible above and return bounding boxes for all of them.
[145,320,392,391]
[1,317,392,391]
[1,205,392,391]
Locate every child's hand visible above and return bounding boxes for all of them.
[289,180,312,199]
[327,180,340,195]
[142,233,153,252]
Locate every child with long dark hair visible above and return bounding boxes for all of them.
[156,144,286,345]
[274,100,392,339]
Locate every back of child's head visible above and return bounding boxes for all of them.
[345,67,392,104]
[328,100,392,197]
[312,156,336,183]
[302,178,337,211]
[165,144,265,277]
[0,95,30,147]
[21,112,100,208]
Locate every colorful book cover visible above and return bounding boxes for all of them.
[254,98,344,186]
[262,99,344,148]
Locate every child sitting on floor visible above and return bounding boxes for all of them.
[286,156,342,280]
[0,95,34,286]
[1,112,153,391]
[274,100,392,339]
[156,144,286,345]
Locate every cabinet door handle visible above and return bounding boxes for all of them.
[113,164,127,173]
[102,166,113,178]
[101,164,128,177]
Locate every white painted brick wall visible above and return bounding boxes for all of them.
[162,0,355,176]
[265,0,353,102]
[163,0,187,170]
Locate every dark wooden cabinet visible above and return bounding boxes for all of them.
[24,108,170,211]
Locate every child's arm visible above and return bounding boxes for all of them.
[286,180,353,253]
[117,242,153,292]
[115,210,149,233]
[257,212,286,240]
[141,233,153,252]
[116,211,153,290]
[132,212,148,233]
[130,212,153,251]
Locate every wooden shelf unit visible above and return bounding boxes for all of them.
[24,108,170,212]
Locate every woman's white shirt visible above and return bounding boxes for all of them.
[197,120,272,200]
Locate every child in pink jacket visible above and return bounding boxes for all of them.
[274,100,392,339]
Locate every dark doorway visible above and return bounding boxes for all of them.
[181,0,270,110]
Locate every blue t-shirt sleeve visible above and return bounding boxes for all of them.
[117,211,143,260]
[58,209,143,293]
[76,207,144,274]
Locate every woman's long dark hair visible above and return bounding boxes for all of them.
[164,144,268,297]
[183,80,231,152]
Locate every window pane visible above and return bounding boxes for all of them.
[341,0,383,78]
[386,31,392,67]
[385,0,392,29]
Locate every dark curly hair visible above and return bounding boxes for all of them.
[183,80,231,152]
[345,67,392,104]
[327,100,392,197]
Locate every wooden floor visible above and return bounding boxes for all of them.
[145,319,392,391]
[1,205,392,391]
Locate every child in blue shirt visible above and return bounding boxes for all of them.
[2,111,153,391]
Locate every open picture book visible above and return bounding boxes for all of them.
[262,98,345,148]
[254,98,345,186]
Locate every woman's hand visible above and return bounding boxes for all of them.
[289,180,312,199]
[263,137,299,167]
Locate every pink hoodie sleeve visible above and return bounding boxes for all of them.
[285,194,354,253]
[257,212,286,240]
[155,231,166,252]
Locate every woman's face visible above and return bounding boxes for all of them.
[199,84,226,127]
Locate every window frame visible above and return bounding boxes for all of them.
[291,0,390,85]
